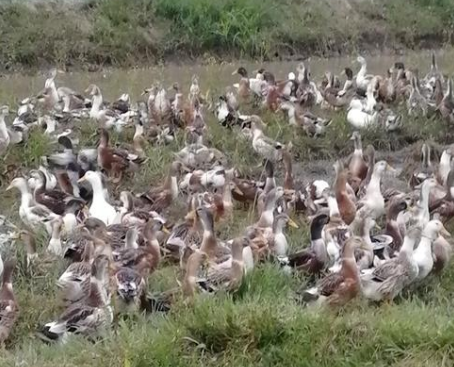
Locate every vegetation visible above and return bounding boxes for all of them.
[1,0,454,70]
[0,94,454,365]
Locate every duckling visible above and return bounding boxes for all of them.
[361,226,422,302]
[413,219,450,280]
[136,161,181,212]
[334,160,356,225]
[78,171,118,226]
[284,214,329,273]
[300,236,361,308]
[0,259,18,344]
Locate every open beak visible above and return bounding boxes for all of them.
[288,218,299,229]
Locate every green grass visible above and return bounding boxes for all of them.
[0,0,454,70]
[0,95,454,366]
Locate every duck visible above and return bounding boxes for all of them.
[231,67,265,98]
[113,265,146,314]
[284,213,329,273]
[57,242,94,305]
[300,236,361,308]
[0,259,18,344]
[136,161,181,212]
[385,199,408,254]
[358,161,394,220]
[355,56,374,92]
[249,116,283,162]
[350,211,375,270]
[348,131,368,183]
[407,76,428,116]
[78,171,118,225]
[269,213,298,257]
[30,169,72,215]
[334,160,356,225]
[411,178,437,228]
[6,177,59,233]
[409,143,434,189]
[40,255,112,344]
[48,218,64,257]
[0,106,11,155]
[438,78,454,124]
[413,219,450,280]
[184,236,248,296]
[86,84,128,131]
[360,226,422,302]
[97,128,144,183]
[347,105,379,129]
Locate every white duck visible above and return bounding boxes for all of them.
[355,56,374,91]
[413,220,450,280]
[78,171,118,225]
[358,161,394,219]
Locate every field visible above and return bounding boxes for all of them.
[0,65,454,366]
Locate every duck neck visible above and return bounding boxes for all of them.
[327,196,341,217]
[367,170,382,195]
[0,115,8,136]
[90,176,107,205]
[399,236,416,257]
[357,61,367,78]
[90,93,103,117]
[63,213,78,233]
[18,183,33,208]
[420,182,431,211]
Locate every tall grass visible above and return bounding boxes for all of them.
[0,0,453,70]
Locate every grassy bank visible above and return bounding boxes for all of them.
[1,0,454,71]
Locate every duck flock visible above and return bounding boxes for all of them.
[0,53,453,344]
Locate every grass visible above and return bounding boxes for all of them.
[0,84,454,366]
[0,0,454,70]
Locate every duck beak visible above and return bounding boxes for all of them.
[386,164,397,174]
[5,184,13,191]
[232,185,244,196]
[77,176,86,183]
[288,218,299,229]
[162,226,170,234]
[441,225,451,238]
[231,70,238,76]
